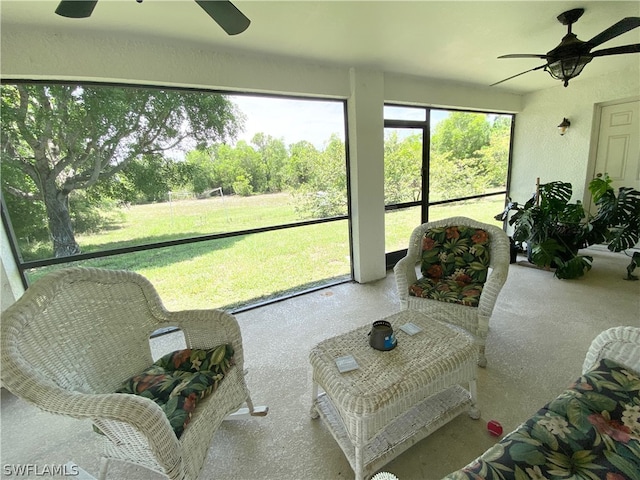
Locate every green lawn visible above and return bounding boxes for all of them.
[28,193,505,311]
[77,193,299,253]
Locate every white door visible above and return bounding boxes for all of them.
[591,99,640,195]
[589,99,639,249]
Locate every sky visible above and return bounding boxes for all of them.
[231,95,346,149]
[229,95,454,149]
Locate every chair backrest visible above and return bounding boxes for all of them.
[409,216,509,278]
[419,223,491,284]
[2,268,168,395]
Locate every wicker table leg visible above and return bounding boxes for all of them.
[468,379,480,419]
[354,442,364,480]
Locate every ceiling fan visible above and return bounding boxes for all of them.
[54,0,251,36]
[492,8,640,87]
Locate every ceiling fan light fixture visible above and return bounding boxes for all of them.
[493,9,640,88]
[546,55,593,87]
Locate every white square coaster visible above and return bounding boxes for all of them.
[335,355,359,373]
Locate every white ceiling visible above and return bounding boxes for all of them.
[2,0,639,94]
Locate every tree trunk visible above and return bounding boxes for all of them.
[42,183,81,257]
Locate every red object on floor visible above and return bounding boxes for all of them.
[487,420,503,436]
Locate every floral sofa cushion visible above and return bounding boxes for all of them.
[443,358,640,480]
[109,345,234,439]
[409,225,491,307]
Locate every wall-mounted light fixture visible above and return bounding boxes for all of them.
[558,118,571,135]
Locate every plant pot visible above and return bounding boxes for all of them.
[509,238,518,264]
[527,236,580,268]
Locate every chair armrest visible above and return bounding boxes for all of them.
[583,326,640,375]
[1,363,182,472]
[477,263,509,319]
[477,226,511,319]
[394,255,419,304]
[164,309,246,376]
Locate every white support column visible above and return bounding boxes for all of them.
[347,68,386,284]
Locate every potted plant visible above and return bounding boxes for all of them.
[497,175,640,279]
[586,173,640,280]
[495,179,593,278]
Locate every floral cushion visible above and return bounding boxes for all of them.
[409,225,490,307]
[104,345,234,439]
[443,359,640,480]
[409,277,485,307]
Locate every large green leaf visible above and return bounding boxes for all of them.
[530,422,559,450]
[588,175,612,203]
[530,238,564,267]
[508,441,547,465]
[513,466,530,480]
[554,255,593,279]
[604,450,640,480]
[611,369,640,391]
[566,398,591,431]
[589,174,640,252]
[580,392,618,412]
[539,181,572,211]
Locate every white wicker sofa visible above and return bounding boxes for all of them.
[443,326,640,480]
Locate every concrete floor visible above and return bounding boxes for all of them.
[1,246,639,480]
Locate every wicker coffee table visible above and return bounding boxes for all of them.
[309,310,480,480]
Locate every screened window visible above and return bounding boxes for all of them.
[384,106,514,265]
[1,83,351,311]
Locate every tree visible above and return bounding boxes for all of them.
[251,133,284,193]
[0,159,48,244]
[285,140,319,188]
[1,84,243,257]
[384,131,422,204]
[293,134,347,218]
[118,154,190,203]
[431,112,491,160]
[429,112,495,199]
[184,148,218,196]
[475,117,511,189]
[211,141,262,195]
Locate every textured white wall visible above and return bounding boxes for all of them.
[511,68,640,208]
[384,72,521,113]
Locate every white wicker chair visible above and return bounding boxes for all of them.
[1,267,266,480]
[394,217,510,367]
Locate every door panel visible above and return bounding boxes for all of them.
[593,100,640,191]
[591,99,639,249]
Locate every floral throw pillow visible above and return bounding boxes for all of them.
[110,345,235,439]
[409,226,490,307]
[409,277,484,307]
[420,225,491,282]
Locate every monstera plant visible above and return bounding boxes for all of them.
[496,175,640,279]
[586,174,640,279]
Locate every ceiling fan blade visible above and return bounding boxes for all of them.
[498,54,547,59]
[195,0,250,35]
[591,43,640,57]
[55,0,98,18]
[587,17,640,48]
[490,64,547,87]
